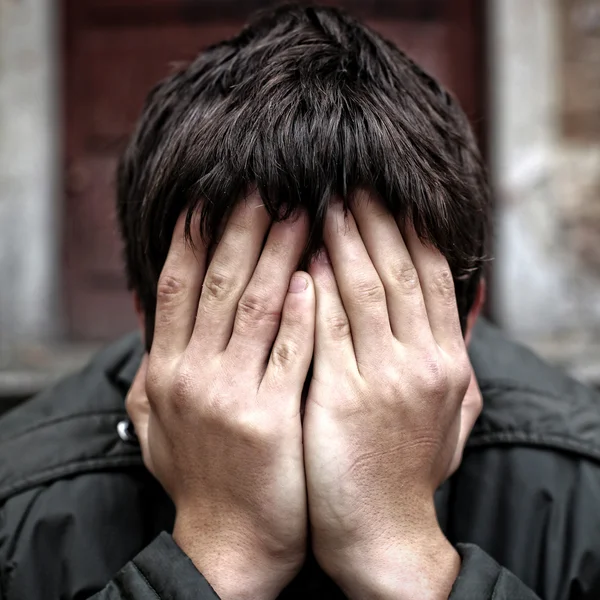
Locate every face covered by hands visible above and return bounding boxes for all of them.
[127,190,483,600]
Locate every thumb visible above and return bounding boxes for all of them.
[125,355,154,474]
[264,271,315,409]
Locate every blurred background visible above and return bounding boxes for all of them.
[1,0,599,409]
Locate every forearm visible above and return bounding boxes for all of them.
[173,517,291,600]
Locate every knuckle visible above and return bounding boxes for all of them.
[453,356,472,391]
[145,364,163,406]
[354,279,385,304]
[270,339,297,369]
[429,268,455,301]
[170,367,196,415]
[391,260,420,291]
[156,273,186,304]
[203,387,226,413]
[378,366,402,398]
[237,292,280,327]
[326,314,352,341]
[202,270,237,303]
[236,414,276,445]
[417,352,448,394]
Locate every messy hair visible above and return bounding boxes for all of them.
[117,3,491,348]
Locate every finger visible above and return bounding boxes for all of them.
[350,192,433,347]
[262,271,315,410]
[193,192,271,354]
[309,250,357,378]
[403,224,463,351]
[227,212,310,371]
[153,211,207,359]
[125,355,152,472]
[323,201,392,367]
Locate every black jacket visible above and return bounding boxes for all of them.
[0,319,599,600]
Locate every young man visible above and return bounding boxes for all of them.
[1,5,599,599]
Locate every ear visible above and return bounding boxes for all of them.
[464,279,486,347]
[132,292,147,342]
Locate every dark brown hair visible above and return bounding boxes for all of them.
[117,3,491,348]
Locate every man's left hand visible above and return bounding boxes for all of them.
[304,193,482,600]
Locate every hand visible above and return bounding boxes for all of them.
[304,194,476,600]
[447,368,482,479]
[126,198,315,600]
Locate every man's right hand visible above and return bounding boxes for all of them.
[126,197,315,600]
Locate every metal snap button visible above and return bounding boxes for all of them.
[117,419,139,444]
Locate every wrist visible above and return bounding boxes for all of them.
[325,528,460,600]
[173,514,296,600]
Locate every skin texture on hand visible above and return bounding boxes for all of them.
[304,192,480,599]
[126,190,484,600]
[127,195,315,600]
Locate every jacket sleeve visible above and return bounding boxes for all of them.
[90,533,220,600]
[92,541,538,600]
[451,544,541,599]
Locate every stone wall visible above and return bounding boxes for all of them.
[0,0,61,368]
[492,0,600,382]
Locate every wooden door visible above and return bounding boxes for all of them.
[62,0,485,341]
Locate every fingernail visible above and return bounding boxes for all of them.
[289,274,309,293]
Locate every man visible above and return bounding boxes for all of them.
[0,4,599,599]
